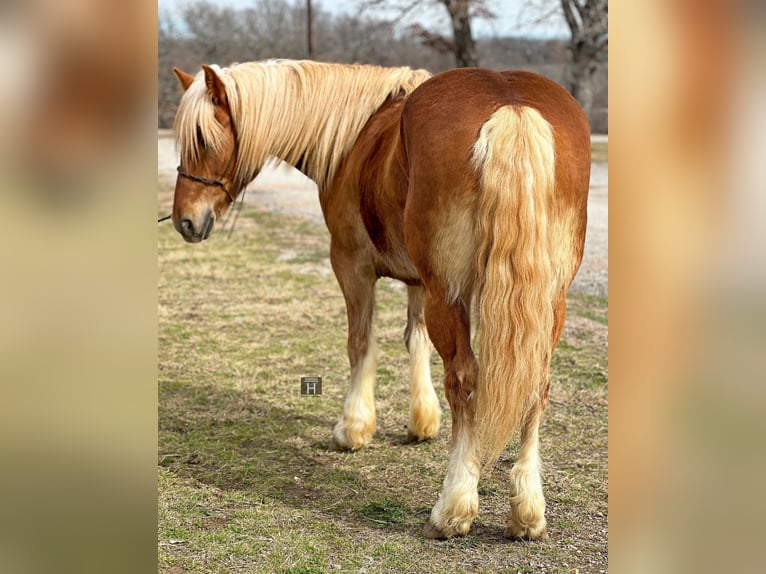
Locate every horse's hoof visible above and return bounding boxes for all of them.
[330,435,370,451]
[505,519,548,541]
[329,436,353,452]
[423,520,450,539]
[330,435,369,452]
[423,519,470,539]
[404,431,435,444]
[331,418,374,451]
[407,402,441,442]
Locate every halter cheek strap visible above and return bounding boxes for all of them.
[176,118,240,205]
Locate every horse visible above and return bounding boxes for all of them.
[170,59,590,540]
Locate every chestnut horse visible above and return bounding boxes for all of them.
[170,60,590,539]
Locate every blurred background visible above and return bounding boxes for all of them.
[158,0,608,133]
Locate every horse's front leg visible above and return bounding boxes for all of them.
[330,247,378,451]
[405,285,441,442]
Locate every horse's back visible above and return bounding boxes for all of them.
[402,67,589,144]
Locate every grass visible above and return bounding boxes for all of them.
[158,184,608,573]
[359,499,411,526]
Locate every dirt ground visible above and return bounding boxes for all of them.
[158,132,608,296]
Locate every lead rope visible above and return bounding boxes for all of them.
[226,186,248,239]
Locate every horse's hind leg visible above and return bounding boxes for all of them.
[506,291,566,540]
[506,398,548,539]
[405,286,441,442]
[330,247,378,451]
[420,285,479,538]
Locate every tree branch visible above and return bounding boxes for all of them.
[561,0,580,35]
[358,0,428,24]
[409,23,456,54]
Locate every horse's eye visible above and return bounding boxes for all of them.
[196,126,206,149]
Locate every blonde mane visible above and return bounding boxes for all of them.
[175,60,432,192]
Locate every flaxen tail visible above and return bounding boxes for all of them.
[472,105,556,467]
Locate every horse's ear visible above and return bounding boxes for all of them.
[173,67,195,92]
[201,65,227,107]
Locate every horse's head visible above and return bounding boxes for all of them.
[172,65,241,243]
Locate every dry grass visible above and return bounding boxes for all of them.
[158,183,608,573]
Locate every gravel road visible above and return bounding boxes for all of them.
[159,133,607,296]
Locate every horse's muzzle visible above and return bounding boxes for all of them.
[176,210,215,243]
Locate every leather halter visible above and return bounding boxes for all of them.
[176,121,240,204]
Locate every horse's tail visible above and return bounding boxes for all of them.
[471,105,556,468]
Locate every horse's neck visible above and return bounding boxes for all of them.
[273,94,369,192]
[259,66,414,193]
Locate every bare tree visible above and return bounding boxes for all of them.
[521,0,607,120]
[561,0,607,119]
[158,0,607,129]
[361,0,495,68]
[158,0,455,127]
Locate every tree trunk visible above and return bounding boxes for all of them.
[444,0,478,67]
[570,58,596,121]
[559,0,607,127]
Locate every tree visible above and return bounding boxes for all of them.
[561,0,607,120]
[362,0,495,68]
[158,0,457,127]
[158,0,607,129]
[521,0,608,120]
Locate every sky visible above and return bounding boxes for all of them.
[158,0,570,39]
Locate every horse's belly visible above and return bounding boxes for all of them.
[358,180,420,283]
[372,242,421,285]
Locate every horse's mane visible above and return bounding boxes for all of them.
[175,60,432,191]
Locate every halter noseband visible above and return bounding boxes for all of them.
[176,164,236,204]
[176,123,240,204]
